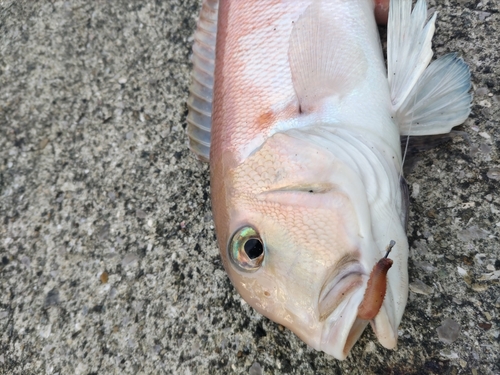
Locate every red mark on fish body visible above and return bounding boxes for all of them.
[357,241,395,320]
[256,110,276,128]
[254,101,301,133]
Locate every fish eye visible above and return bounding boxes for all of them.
[229,226,265,271]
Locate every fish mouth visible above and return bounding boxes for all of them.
[317,260,398,359]
[317,259,370,359]
[370,303,398,349]
[318,259,365,322]
[319,285,368,360]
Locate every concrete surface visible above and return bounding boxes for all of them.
[0,0,499,374]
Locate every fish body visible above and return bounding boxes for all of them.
[187,0,471,359]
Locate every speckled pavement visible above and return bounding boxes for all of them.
[0,1,499,374]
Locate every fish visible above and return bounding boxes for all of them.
[186,0,472,360]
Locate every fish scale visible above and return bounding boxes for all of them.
[187,0,472,359]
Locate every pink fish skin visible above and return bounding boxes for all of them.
[187,0,472,359]
[210,0,404,360]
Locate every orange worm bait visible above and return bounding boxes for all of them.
[357,241,395,321]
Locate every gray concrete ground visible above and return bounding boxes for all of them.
[0,0,499,374]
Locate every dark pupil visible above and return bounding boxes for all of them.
[244,239,263,259]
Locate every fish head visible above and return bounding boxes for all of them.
[210,131,408,360]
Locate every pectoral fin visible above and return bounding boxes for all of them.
[288,1,367,114]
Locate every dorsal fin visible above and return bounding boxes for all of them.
[186,0,218,162]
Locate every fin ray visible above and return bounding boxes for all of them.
[396,54,472,135]
[388,0,472,136]
[288,1,367,113]
[187,0,219,162]
[388,0,436,110]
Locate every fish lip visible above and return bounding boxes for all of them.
[319,286,368,359]
[318,263,399,358]
[371,304,398,349]
[318,260,366,322]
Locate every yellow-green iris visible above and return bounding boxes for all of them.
[229,226,265,271]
